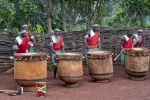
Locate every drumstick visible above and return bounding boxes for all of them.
[114,50,123,61]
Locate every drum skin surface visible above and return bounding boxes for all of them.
[87,51,113,82]
[56,52,83,87]
[125,48,149,81]
[13,52,48,91]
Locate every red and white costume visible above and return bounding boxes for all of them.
[122,35,132,48]
[50,35,63,51]
[85,30,100,49]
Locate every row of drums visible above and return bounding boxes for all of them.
[12,47,150,91]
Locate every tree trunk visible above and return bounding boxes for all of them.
[88,20,92,29]
[5,22,9,30]
[131,13,138,27]
[61,1,67,32]
[88,17,94,28]
[70,23,74,31]
[139,11,144,27]
[100,14,103,29]
[47,16,52,34]
[99,0,103,29]
[121,14,130,28]
[62,21,67,32]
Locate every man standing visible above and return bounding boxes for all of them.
[120,30,133,65]
[50,28,64,81]
[132,29,144,47]
[84,24,101,65]
[22,24,35,52]
[12,29,29,53]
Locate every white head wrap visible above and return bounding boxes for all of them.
[138,29,143,32]
[22,24,28,28]
[54,28,61,32]
[19,30,27,34]
[93,24,99,27]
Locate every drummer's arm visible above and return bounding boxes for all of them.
[84,31,90,49]
[121,36,125,51]
[29,33,35,44]
[132,36,136,47]
[84,37,88,48]
[12,39,19,54]
[97,32,101,50]
[50,37,56,54]
[61,37,65,52]
[139,33,144,46]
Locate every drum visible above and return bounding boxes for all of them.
[87,51,113,82]
[125,48,149,80]
[36,82,46,97]
[56,52,83,87]
[13,52,48,92]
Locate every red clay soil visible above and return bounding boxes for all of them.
[0,66,150,100]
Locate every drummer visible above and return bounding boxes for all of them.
[132,29,144,47]
[121,30,133,65]
[84,24,101,65]
[12,29,29,53]
[22,24,35,52]
[50,28,65,81]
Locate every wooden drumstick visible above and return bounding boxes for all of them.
[114,50,123,61]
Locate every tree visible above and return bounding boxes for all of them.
[118,0,150,28]
[19,0,39,28]
[0,0,16,30]
[39,0,53,33]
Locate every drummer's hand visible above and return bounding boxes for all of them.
[87,45,90,49]
[122,49,125,53]
[12,45,19,50]
[53,51,57,54]
[98,48,101,51]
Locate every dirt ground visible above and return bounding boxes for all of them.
[0,66,150,100]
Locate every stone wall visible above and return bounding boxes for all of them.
[0,28,150,73]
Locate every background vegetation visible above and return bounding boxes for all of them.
[0,0,150,34]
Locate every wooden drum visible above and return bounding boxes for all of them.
[87,51,113,82]
[125,48,149,81]
[13,52,48,92]
[56,52,83,87]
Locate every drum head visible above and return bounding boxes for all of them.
[126,47,149,52]
[13,52,48,61]
[125,47,149,56]
[88,51,110,56]
[56,52,83,60]
[131,48,143,51]
[14,52,46,56]
[87,51,113,59]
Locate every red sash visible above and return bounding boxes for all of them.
[134,34,144,47]
[123,36,132,48]
[87,32,99,49]
[53,36,63,51]
[16,34,29,53]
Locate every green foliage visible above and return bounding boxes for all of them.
[0,18,3,23]
[103,0,150,28]
[12,28,19,34]
[0,0,150,33]
[103,5,125,28]
[34,24,44,34]
[19,0,38,13]
[0,0,16,29]
[146,23,150,27]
